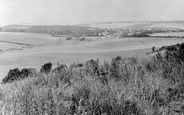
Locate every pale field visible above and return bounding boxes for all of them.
[151,32,184,37]
[0,32,58,45]
[145,23,184,29]
[89,23,136,29]
[0,32,184,81]
[90,22,184,29]
[0,42,24,50]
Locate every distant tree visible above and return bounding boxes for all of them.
[66,37,72,40]
[122,32,128,38]
[80,37,85,41]
[51,32,55,37]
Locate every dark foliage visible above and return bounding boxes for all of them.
[180,43,184,51]
[66,37,72,40]
[85,59,99,76]
[152,46,155,52]
[167,46,177,51]
[110,56,122,80]
[2,68,33,84]
[40,62,52,74]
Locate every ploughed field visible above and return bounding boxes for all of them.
[1,32,184,80]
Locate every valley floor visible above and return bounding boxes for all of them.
[0,32,184,80]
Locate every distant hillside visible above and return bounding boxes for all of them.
[1,25,105,36]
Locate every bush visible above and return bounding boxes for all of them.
[167,46,177,51]
[180,43,184,51]
[152,46,155,52]
[85,59,99,76]
[2,68,21,84]
[40,62,52,74]
[2,68,34,84]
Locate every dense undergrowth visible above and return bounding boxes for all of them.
[1,43,184,115]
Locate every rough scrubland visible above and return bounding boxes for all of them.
[1,43,184,115]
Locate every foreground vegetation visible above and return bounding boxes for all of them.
[1,43,184,115]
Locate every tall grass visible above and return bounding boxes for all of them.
[1,48,184,115]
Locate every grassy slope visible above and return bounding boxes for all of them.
[1,48,184,114]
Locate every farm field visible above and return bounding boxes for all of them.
[89,22,136,29]
[89,22,152,29]
[1,32,184,81]
[151,32,184,37]
[0,32,58,45]
[145,23,184,29]
[0,42,24,50]
[89,22,184,29]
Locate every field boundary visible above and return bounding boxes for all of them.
[0,40,31,46]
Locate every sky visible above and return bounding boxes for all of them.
[0,0,184,26]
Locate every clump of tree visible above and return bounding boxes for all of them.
[80,37,85,41]
[130,32,150,37]
[66,37,72,40]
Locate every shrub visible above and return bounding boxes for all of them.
[2,68,34,84]
[179,43,184,51]
[110,56,123,80]
[152,46,155,52]
[2,68,21,84]
[40,62,52,74]
[85,59,99,76]
[167,46,177,51]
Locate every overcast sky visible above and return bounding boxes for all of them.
[0,0,184,26]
